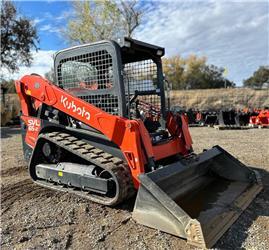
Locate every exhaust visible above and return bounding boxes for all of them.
[132,146,262,248]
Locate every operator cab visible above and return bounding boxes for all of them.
[54,38,168,140]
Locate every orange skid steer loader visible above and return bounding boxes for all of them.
[15,38,262,248]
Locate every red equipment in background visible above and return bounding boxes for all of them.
[249,108,269,128]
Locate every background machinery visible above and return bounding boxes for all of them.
[15,38,262,248]
[249,108,269,128]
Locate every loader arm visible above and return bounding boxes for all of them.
[15,74,191,187]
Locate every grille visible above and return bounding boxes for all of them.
[137,95,161,109]
[57,49,119,115]
[123,59,157,92]
[136,98,161,120]
[80,94,119,115]
[123,59,161,107]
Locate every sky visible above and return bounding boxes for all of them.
[4,0,269,85]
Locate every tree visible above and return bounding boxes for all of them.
[118,0,143,38]
[0,79,16,93]
[163,56,186,89]
[65,0,144,44]
[1,1,39,73]
[243,66,269,88]
[66,1,121,44]
[163,55,234,90]
[182,55,207,89]
[201,65,235,89]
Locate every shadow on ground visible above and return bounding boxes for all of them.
[1,127,21,139]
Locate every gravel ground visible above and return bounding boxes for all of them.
[1,127,269,250]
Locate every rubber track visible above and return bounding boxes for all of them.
[33,131,135,206]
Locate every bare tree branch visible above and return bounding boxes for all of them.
[118,0,143,37]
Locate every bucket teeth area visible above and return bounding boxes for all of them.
[185,220,205,248]
[132,146,263,248]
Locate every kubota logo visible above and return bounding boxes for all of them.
[60,95,90,121]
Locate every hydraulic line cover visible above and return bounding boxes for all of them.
[133,146,262,248]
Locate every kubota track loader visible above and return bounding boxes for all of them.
[15,38,262,248]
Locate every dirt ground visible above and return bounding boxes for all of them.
[1,127,269,250]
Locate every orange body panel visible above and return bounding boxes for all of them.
[20,116,41,148]
[16,75,192,188]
